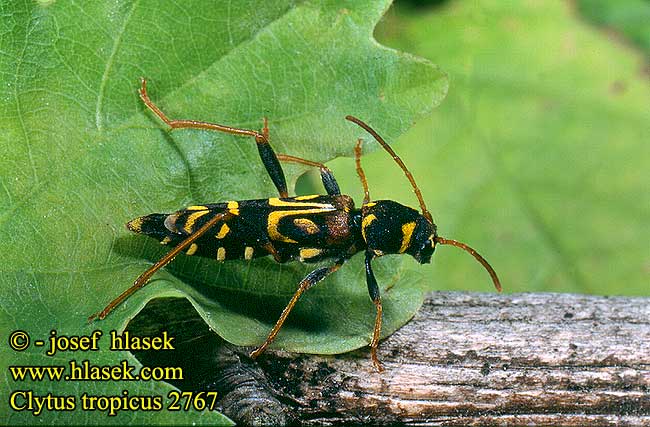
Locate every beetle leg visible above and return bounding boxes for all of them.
[276,154,341,196]
[365,251,384,372]
[265,115,340,195]
[260,241,283,263]
[89,211,232,322]
[250,259,345,359]
[138,78,288,198]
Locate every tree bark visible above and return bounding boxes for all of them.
[130,292,650,426]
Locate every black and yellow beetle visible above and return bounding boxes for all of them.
[90,79,501,371]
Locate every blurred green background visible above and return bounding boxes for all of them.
[300,0,650,296]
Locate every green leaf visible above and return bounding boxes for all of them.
[0,1,445,423]
[577,0,650,55]
[333,0,648,295]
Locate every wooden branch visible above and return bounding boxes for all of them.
[130,292,650,426]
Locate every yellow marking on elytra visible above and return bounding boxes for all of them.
[227,201,240,215]
[183,210,210,233]
[216,223,230,239]
[399,221,416,253]
[128,217,143,232]
[244,246,254,260]
[299,248,322,261]
[295,195,320,201]
[217,247,226,261]
[186,243,199,256]
[361,214,377,241]
[373,249,384,257]
[268,207,336,243]
[186,205,207,211]
[268,198,334,209]
[293,218,320,235]
[160,236,172,245]
[364,202,377,208]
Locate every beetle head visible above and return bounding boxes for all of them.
[361,200,437,264]
[348,115,501,292]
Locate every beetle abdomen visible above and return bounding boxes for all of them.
[125,195,361,264]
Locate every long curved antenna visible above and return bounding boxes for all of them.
[435,236,502,292]
[345,115,433,223]
[354,139,371,205]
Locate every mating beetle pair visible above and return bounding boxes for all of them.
[90,79,501,371]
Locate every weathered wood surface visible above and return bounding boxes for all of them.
[130,292,650,426]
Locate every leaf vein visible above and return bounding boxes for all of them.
[95,0,140,131]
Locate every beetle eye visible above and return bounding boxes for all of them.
[424,237,435,252]
[413,236,435,264]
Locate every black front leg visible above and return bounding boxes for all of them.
[255,138,288,198]
[365,251,384,372]
[276,154,341,196]
[250,258,346,359]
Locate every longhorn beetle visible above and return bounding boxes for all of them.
[90,78,502,372]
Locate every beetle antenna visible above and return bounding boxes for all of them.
[345,115,433,223]
[354,139,371,205]
[435,236,502,292]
